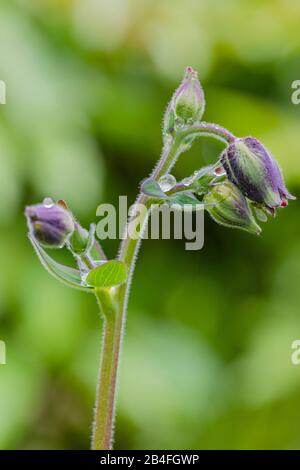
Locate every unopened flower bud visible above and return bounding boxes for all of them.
[221,137,295,212]
[204,181,261,235]
[25,199,75,248]
[164,67,205,133]
[69,223,90,255]
[174,66,205,123]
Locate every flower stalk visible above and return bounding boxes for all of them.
[92,133,183,450]
[92,288,118,450]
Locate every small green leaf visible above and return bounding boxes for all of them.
[29,235,93,292]
[168,192,201,207]
[86,260,127,288]
[141,178,168,199]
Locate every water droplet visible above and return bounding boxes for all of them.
[158,175,177,192]
[43,197,54,208]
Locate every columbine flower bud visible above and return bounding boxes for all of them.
[25,199,75,248]
[69,223,90,255]
[220,137,295,212]
[203,181,261,235]
[174,66,205,123]
[164,67,205,133]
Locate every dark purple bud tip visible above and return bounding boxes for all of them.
[25,198,75,249]
[221,137,295,211]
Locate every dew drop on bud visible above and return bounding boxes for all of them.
[158,174,177,192]
[43,197,54,208]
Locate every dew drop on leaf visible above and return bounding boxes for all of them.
[158,174,177,192]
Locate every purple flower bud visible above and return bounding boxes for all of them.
[204,181,261,235]
[221,137,295,212]
[25,199,75,248]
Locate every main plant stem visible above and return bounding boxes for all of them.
[92,288,118,450]
[91,123,235,450]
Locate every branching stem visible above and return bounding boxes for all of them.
[91,122,234,450]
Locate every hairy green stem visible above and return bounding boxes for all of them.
[181,122,235,144]
[92,288,118,450]
[91,122,234,450]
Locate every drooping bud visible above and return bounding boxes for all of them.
[164,67,205,133]
[220,137,296,211]
[203,181,261,235]
[25,198,75,248]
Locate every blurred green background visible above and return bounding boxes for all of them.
[0,0,300,450]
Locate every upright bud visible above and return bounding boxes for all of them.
[204,181,261,235]
[221,137,295,212]
[164,67,205,133]
[25,199,75,248]
[69,224,89,255]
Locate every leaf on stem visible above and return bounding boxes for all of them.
[140,178,168,199]
[86,260,127,288]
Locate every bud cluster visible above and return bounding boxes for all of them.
[197,134,295,234]
[25,68,296,262]
[162,72,295,235]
